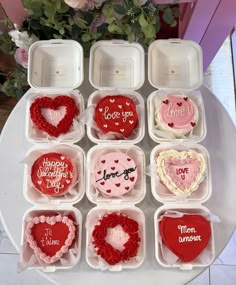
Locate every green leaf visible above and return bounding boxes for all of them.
[106,16,114,24]
[170,20,177,27]
[114,5,126,15]
[76,18,87,29]
[173,0,180,4]
[139,14,148,28]
[163,7,174,25]
[59,27,65,35]
[102,5,114,17]
[81,33,91,42]
[142,24,156,39]
[172,7,180,17]
[128,32,135,43]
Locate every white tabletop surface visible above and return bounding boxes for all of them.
[0,65,236,285]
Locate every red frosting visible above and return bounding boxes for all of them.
[159,214,211,262]
[30,95,79,138]
[92,213,140,265]
[94,95,138,137]
[31,152,76,196]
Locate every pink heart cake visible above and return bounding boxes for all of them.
[92,152,138,197]
[156,149,206,196]
[25,215,76,264]
[155,94,199,137]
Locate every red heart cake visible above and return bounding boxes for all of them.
[92,213,140,265]
[94,95,138,137]
[30,95,79,138]
[92,152,138,197]
[155,94,199,137]
[159,214,211,262]
[31,152,77,196]
[156,149,206,196]
[25,215,76,264]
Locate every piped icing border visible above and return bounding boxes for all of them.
[156,149,206,196]
[25,215,76,264]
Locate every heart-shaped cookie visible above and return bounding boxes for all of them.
[159,214,211,262]
[156,149,206,196]
[92,152,138,197]
[30,95,79,138]
[95,95,138,137]
[25,215,76,264]
[31,152,77,196]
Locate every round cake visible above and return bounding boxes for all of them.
[92,151,138,197]
[155,94,199,137]
[31,152,77,196]
[94,95,138,137]
[30,95,79,138]
[159,214,211,262]
[92,213,140,265]
[25,215,76,264]
[156,149,206,196]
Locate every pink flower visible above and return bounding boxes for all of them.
[14,48,28,68]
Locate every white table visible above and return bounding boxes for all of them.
[0,69,236,285]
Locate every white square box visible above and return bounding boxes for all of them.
[154,205,215,270]
[23,144,85,205]
[86,205,145,271]
[26,40,85,143]
[87,40,145,144]
[150,143,212,204]
[86,144,146,204]
[147,39,206,143]
[19,206,82,272]
[28,40,83,90]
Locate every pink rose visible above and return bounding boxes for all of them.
[14,48,28,68]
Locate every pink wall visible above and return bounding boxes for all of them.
[0,0,27,25]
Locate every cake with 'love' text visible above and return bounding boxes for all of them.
[155,94,199,137]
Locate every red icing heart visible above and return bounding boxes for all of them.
[114,160,119,163]
[177,102,182,107]
[127,158,131,161]
[184,97,188,101]
[106,189,111,193]
[130,177,135,182]
[191,122,196,127]
[163,100,169,104]
[100,182,105,185]
[94,95,138,137]
[101,160,106,164]
[125,186,129,190]
[25,215,76,264]
[115,183,121,187]
[97,171,102,175]
[159,214,211,262]
[111,167,115,170]
[30,95,79,138]
[168,123,174,127]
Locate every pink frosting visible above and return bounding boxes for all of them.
[41,107,66,127]
[164,158,201,190]
[92,152,138,197]
[158,95,198,134]
[25,215,76,265]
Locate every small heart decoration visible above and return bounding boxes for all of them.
[30,96,79,138]
[100,182,105,185]
[191,122,196,127]
[25,215,76,264]
[163,99,169,104]
[168,123,174,128]
[159,214,211,262]
[156,150,206,196]
[177,102,182,107]
[115,183,121,187]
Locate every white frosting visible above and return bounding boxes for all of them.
[156,150,206,196]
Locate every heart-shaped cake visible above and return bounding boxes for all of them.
[95,95,138,137]
[155,94,199,137]
[156,149,206,196]
[159,214,211,262]
[31,152,77,196]
[30,95,79,138]
[25,215,76,264]
[92,213,140,265]
[92,152,138,197]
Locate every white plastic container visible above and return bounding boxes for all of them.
[87,40,145,144]
[23,144,85,205]
[26,90,85,143]
[26,40,85,143]
[150,143,212,204]
[147,39,206,143]
[19,206,82,272]
[154,204,215,270]
[28,40,83,90]
[86,205,145,271]
[86,144,146,204]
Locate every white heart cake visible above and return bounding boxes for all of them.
[156,149,206,196]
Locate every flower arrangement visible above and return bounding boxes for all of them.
[0,0,179,98]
